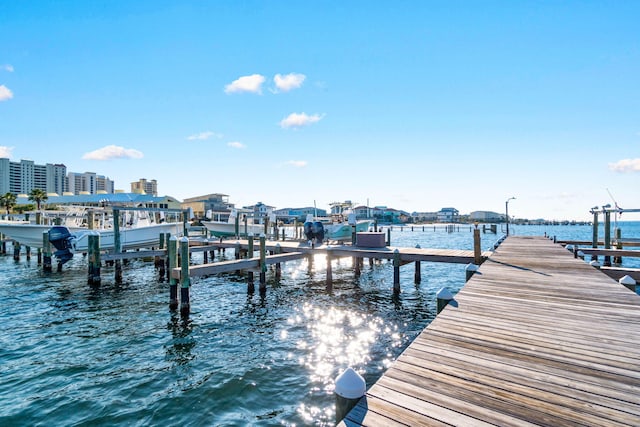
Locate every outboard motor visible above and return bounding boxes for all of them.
[311,221,325,244]
[48,226,75,266]
[303,221,314,242]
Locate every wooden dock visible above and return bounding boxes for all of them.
[339,236,640,426]
[171,239,492,279]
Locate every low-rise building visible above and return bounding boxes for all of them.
[437,207,460,223]
[181,193,234,219]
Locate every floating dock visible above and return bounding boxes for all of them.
[339,235,640,426]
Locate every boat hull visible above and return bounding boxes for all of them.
[0,224,85,249]
[0,222,180,251]
[326,220,373,241]
[202,221,265,238]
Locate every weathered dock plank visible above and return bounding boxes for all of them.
[339,236,640,426]
[171,251,307,278]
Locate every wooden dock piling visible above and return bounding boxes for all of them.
[87,233,101,285]
[168,236,178,310]
[42,231,52,272]
[179,237,190,316]
[259,234,267,291]
[392,249,400,294]
[13,241,20,261]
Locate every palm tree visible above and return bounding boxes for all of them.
[0,192,17,215]
[28,188,48,210]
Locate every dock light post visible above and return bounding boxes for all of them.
[505,197,516,236]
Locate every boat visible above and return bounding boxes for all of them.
[0,208,181,252]
[202,209,266,238]
[303,212,373,244]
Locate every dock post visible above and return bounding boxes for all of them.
[614,228,622,265]
[386,228,391,246]
[326,253,333,288]
[619,275,636,292]
[164,232,172,281]
[37,247,42,265]
[354,255,361,277]
[414,244,421,284]
[247,235,254,283]
[87,232,101,285]
[179,236,190,316]
[465,263,478,281]
[603,210,611,267]
[42,231,52,272]
[436,287,453,314]
[1,232,5,254]
[259,234,267,291]
[26,246,31,261]
[334,367,366,424]
[275,243,281,279]
[168,236,178,310]
[393,249,400,294]
[113,208,122,284]
[591,210,599,262]
[473,226,481,265]
[13,241,20,261]
[156,232,165,269]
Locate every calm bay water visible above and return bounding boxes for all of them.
[1,222,638,426]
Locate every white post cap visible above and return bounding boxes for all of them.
[619,275,636,286]
[334,367,366,399]
[465,263,479,272]
[589,260,601,268]
[437,287,453,300]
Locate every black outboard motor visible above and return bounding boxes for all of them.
[312,221,325,244]
[304,221,314,241]
[48,226,75,266]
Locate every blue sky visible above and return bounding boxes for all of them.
[1,1,639,221]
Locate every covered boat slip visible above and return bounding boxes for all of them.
[339,236,640,426]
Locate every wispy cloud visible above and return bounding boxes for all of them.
[227,141,246,149]
[224,74,266,94]
[0,146,14,158]
[282,160,307,168]
[609,158,640,172]
[82,145,144,160]
[0,85,13,101]
[279,112,324,129]
[273,73,306,92]
[187,131,222,141]
[1,65,13,72]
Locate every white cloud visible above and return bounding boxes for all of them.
[227,141,246,149]
[0,85,13,101]
[279,112,324,129]
[224,74,266,94]
[82,145,144,160]
[609,158,640,172]
[0,146,14,158]
[283,160,307,168]
[187,131,222,141]
[2,65,14,72]
[273,73,306,92]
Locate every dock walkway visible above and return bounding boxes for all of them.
[340,236,640,426]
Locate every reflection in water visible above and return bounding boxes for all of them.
[166,315,195,366]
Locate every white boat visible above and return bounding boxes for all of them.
[0,223,85,248]
[303,212,373,243]
[0,208,181,251]
[325,219,374,241]
[202,209,265,238]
